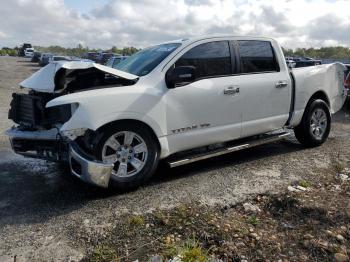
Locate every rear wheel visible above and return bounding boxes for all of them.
[94,123,159,189]
[294,99,331,147]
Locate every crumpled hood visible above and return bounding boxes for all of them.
[20,61,139,93]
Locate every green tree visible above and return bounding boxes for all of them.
[121,47,139,56]
[8,49,17,56]
[281,46,350,59]
[111,46,119,54]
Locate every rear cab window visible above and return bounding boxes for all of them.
[237,40,279,74]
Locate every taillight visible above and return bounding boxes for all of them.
[345,73,350,88]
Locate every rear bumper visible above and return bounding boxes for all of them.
[6,128,113,188]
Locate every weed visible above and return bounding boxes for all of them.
[333,159,347,173]
[162,243,178,258]
[247,215,259,226]
[154,210,170,225]
[175,204,189,218]
[182,244,207,262]
[299,180,311,188]
[128,215,145,227]
[90,245,119,262]
[164,237,209,262]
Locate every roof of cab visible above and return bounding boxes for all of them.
[160,35,275,46]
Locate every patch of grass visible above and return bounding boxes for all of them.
[90,245,119,262]
[333,159,347,173]
[164,238,209,262]
[181,244,208,262]
[175,204,189,218]
[299,180,311,188]
[154,210,171,226]
[128,215,145,227]
[247,215,259,226]
[162,243,178,258]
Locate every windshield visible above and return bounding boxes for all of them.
[115,43,181,76]
[105,57,114,67]
[112,58,122,68]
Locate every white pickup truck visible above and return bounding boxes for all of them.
[24,47,35,57]
[7,36,347,189]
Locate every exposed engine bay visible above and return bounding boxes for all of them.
[53,67,136,93]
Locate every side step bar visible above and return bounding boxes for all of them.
[167,132,290,168]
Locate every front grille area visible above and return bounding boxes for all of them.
[8,93,71,128]
[11,137,69,162]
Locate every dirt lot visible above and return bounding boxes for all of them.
[0,56,349,261]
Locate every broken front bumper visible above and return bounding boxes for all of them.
[69,144,113,188]
[6,128,114,188]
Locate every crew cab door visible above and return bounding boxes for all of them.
[236,40,291,137]
[164,41,242,154]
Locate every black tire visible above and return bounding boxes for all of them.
[94,122,159,190]
[294,99,331,147]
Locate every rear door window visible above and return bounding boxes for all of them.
[238,41,279,73]
[175,41,232,79]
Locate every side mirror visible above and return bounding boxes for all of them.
[166,66,196,89]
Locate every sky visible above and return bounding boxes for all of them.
[0,0,349,49]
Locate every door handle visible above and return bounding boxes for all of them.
[224,86,240,95]
[275,81,288,88]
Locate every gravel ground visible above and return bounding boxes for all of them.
[0,56,349,261]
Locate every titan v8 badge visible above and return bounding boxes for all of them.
[171,123,210,134]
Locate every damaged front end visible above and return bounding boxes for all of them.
[7,91,72,162]
[7,61,138,187]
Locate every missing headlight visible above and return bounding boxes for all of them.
[61,128,87,141]
[8,93,72,128]
[70,103,79,115]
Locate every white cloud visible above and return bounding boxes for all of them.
[0,0,349,49]
[0,31,7,39]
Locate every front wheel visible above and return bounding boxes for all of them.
[94,123,159,189]
[294,99,331,147]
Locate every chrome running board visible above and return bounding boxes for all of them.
[167,132,290,168]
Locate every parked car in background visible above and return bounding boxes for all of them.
[83,52,100,62]
[39,53,53,66]
[18,43,32,56]
[7,36,347,189]
[82,52,116,64]
[31,52,42,62]
[294,57,322,67]
[48,55,71,63]
[98,52,116,64]
[105,55,129,68]
[71,57,94,63]
[24,48,35,57]
[285,57,296,68]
